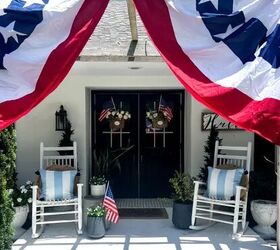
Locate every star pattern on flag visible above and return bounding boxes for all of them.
[0,21,26,43]
[214,24,243,40]
[23,0,45,8]
[198,0,219,10]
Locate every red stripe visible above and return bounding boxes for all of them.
[133,0,280,145]
[0,0,109,130]
[98,109,110,121]
[104,204,118,211]
[106,210,119,223]
[104,196,118,206]
[103,201,118,213]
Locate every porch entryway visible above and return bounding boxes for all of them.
[91,90,184,198]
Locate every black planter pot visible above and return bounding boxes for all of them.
[172,201,193,229]
[87,216,106,238]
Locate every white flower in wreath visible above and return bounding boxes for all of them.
[26,181,32,185]
[28,198,32,203]
[153,113,158,118]
[124,115,128,120]
[8,189,13,194]
[21,188,28,194]
[17,198,22,203]
[116,112,120,115]
[125,111,129,115]
[128,114,131,118]
[146,112,150,117]
[20,185,25,190]
[107,111,111,115]
[112,111,116,116]
[121,111,125,114]
[118,114,123,119]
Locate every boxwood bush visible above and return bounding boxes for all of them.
[0,125,16,250]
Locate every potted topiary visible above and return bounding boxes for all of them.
[86,204,106,238]
[169,171,195,229]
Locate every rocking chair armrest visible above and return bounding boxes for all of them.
[235,185,248,201]
[31,185,39,190]
[193,181,206,196]
[235,185,247,191]
[31,185,39,200]
[194,181,206,186]
[77,183,83,197]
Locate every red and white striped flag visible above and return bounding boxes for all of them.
[103,185,119,224]
[134,0,280,145]
[0,0,109,130]
[159,97,173,122]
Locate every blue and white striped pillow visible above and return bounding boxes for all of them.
[40,169,77,200]
[207,167,243,200]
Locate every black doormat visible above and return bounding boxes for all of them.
[119,208,168,219]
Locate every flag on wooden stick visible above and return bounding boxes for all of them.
[103,184,119,223]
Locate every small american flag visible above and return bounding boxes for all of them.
[103,185,119,223]
[98,99,115,122]
[159,97,173,122]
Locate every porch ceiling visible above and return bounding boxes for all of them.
[79,0,160,62]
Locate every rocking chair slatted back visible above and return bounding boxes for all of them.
[213,140,252,173]
[39,142,78,170]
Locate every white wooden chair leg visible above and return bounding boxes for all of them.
[40,206,45,233]
[242,193,248,230]
[77,183,83,234]
[191,182,199,226]
[233,187,242,235]
[31,186,38,238]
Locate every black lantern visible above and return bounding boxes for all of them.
[55,105,68,131]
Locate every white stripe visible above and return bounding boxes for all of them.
[224,170,236,200]
[46,171,55,200]
[208,168,220,199]
[0,0,85,103]
[62,171,71,199]
[166,0,280,101]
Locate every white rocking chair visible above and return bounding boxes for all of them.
[31,142,83,238]
[191,140,252,237]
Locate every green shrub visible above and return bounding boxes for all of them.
[0,169,15,250]
[0,125,17,250]
[169,171,195,203]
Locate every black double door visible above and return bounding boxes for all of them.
[92,90,184,198]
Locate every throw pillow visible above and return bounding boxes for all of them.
[207,167,243,200]
[40,169,77,200]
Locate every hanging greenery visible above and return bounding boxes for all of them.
[58,120,74,155]
[0,125,17,250]
[199,119,222,182]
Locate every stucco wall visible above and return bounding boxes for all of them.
[15,61,254,190]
